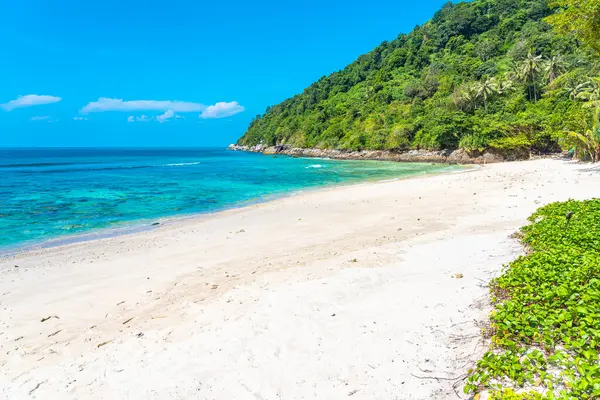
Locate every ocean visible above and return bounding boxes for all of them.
[0,148,461,251]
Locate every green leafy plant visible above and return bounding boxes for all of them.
[545,0,600,55]
[466,199,600,399]
[564,106,600,162]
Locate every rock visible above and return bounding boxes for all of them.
[231,144,538,164]
[447,149,474,164]
[482,151,503,163]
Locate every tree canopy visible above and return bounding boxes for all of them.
[545,0,600,54]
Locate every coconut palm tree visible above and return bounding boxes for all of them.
[543,54,567,84]
[520,51,544,102]
[505,64,519,84]
[577,77,600,108]
[475,78,497,111]
[454,84,479,112]
[492,76,514,95]
[564,81,590,102]
[566,106,600,162]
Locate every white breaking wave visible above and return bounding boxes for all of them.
[306,164,324,169]
[163,162,202,167]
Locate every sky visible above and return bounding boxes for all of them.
[0,0,455,148]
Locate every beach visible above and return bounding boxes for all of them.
[2,158,600,400]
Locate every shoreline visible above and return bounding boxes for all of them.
[2,159,599,399]
[0,160,470,258]
[228,144,548,164]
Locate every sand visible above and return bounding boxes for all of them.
[2,159,600,400]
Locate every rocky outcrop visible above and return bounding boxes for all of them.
[227,144,525,164]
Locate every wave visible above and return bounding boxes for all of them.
[162,162,202,167]
[306,164,324,169]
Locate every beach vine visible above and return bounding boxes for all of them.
[465,199,600,399]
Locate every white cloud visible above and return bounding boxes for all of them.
[2,95,62,111]
[127,110,180,123]
[156,110,175,123]
[31,116,51,121]
[200,101,244,119]
[83,97,244,121]
[73,116,88,121]
[82,97,244,120]
[82,98,205,114]
[128,115,153,123]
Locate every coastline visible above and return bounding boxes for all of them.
[228,143,539,164]
[2,159,600,399]
[0,160,468,257]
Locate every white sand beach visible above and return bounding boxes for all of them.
[2,159,600,400]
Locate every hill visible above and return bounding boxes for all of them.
[236,0,599,157]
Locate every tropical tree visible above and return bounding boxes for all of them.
[507,62,522,82]
[492,75,514,95]
[520,51,544,102]
[454,84,479,112]
[563,81,590,102]
[543,54,567,83]
[565,106,600,162]
[475,78,498,110]
[577,77,600,108]
[546,0,600,54]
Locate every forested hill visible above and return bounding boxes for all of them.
[237,0,599,155]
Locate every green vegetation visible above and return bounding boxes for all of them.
[545,0,600,54]
[564,106,600,162]
[237,0,600,159]
[466,199,600,399]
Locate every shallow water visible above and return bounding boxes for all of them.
[0,148,462,250]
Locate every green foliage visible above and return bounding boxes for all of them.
[238,0,598,154]
[489,134,531,151]
[466,199,600,399]
[557,106,600,162]
[545,0,600,54]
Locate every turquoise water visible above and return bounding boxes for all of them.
[0,148,461,250]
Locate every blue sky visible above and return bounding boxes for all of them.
[0,0,454,147]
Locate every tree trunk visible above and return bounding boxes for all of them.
[533,81,538,103]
